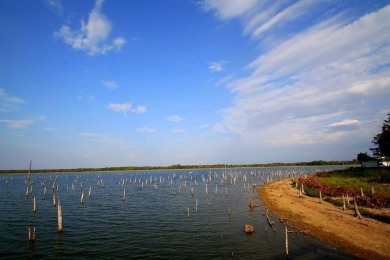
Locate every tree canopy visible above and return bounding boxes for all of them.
[370,113,390,165]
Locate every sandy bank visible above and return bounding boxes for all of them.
[259,179,390,259]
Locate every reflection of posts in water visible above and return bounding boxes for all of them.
[54,231,63,253]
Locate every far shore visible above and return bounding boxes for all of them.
[259,178,390,259]
[0,161,355,174]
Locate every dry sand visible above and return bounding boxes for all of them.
[259,179,390,259]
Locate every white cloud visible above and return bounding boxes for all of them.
[212,4,390,148]
[329,119,359,127]
[107,103,146,115]
[0,88,24,111]
[101,80,118,89]
[45,0,63,15]
[0,119,35,129]
[54,0,125,56]
[106,103,131,116]
[137,127,156,133]
[132,106,147,114]
[172,128,187,134]
[208,61,226,72]
[167,115,184,122]
[80,132,127,146]
[202,0,257,19]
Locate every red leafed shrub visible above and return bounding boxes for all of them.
[355,196,390,209]
[297,177,390,208]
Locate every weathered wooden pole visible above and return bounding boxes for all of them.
[353,197,363,219]
[33,197,36,213]
[285,225,289,258]
[57,197,63,233]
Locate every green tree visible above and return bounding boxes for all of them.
[356,152,373,167]
[370,113,390,165]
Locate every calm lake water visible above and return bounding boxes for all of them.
[0,166,356,259]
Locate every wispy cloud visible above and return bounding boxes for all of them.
[172,128,187,135]
[101,80,118,89]
[80,132,127,146]
[328,119,359,128]
[132,106,146,113]
[42,127,60,131]
[167,115,184,122]
[45,0,63,15]
[201,0,257,19]
[106,103,132,116]
[0,119,35,129]
[209,4,390,148]
[137,127,156,133]
[0,88,24,112]
[107,103,146,116]
[208,60,226,72]
[54,0,126,56]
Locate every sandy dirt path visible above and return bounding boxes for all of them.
[259,179,390,259]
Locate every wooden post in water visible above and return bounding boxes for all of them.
[58,197,63,233]
[53,193,56,207]
[195,198,198,212]
[285,225,289,258]
[80,191,84,204]
[88,187,92,198]
[28,227,35,241]
[33,197,36,213]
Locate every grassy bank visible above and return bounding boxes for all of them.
[297,167,390,223]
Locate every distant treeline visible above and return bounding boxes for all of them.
[0,160,356,174]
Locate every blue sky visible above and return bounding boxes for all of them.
[0,0,389,169]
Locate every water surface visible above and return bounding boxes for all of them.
[0,166,355,259]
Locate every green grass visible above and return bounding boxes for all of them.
[293,168,390,224]
[314,168,390,198]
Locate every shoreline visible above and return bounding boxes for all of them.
[259,178,390,259]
